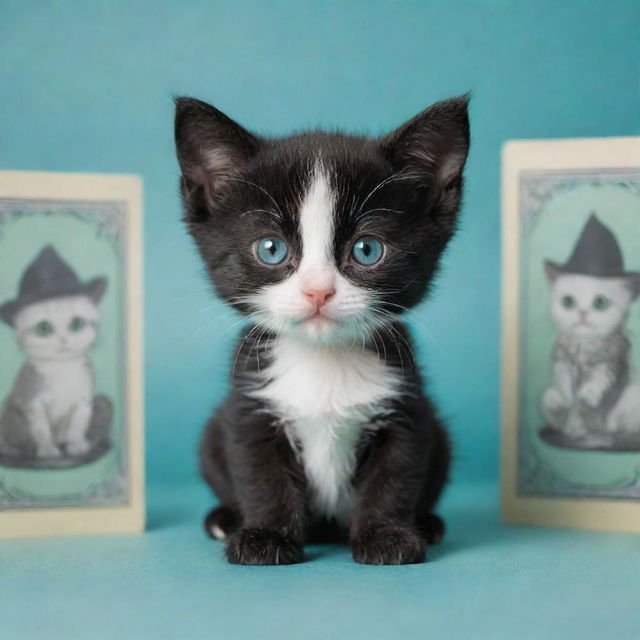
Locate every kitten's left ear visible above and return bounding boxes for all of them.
[174,97,260,213]
[381,94,470,193]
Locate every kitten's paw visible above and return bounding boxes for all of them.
[352,525,426,565]
[36,443,61,458]
[543,387,568,411]
[65,439,91,456]
[204,506,242,540]
[578,382,605,408]
[225,528,303,565]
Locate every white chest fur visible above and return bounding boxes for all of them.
[34,358,93,424]
[250,337,401,523]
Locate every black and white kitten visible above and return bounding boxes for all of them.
[174,94,469,565]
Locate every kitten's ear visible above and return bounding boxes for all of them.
[381,94,470,192]
[174,97,260,209]
[544,260,560,283]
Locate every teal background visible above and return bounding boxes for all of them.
[1,1,639,638]
[0,209,125,504]
[521,183,640,493]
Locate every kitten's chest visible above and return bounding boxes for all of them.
[249,337,401,522]
[35,360,93,419]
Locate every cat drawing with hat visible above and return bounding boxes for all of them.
[541,214,640,450]
[0,245,113,468]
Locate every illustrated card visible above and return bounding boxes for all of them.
[0,172,144,538]
[501,138,640,532]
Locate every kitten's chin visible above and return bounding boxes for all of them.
[276,315,361,346]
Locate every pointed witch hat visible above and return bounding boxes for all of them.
[0,245,107,326]
[545,214,640,294]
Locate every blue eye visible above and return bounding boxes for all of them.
[256,237,289,265]
[351,237,384,266]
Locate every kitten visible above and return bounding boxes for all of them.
[0,247,109,460]
[175,94,470,565]
[542,269,640,440]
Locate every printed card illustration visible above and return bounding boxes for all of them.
[0,172,143,538]
[502,138,640,532]
[540,215,640,453]
[0,246,113,468]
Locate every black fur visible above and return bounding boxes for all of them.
[175,95,469,565]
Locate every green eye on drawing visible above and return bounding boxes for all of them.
[69,317,87,332]
[34,320,54,337]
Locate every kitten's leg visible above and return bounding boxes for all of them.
[416,420,450,545]
[217,407,307,565]
[542,362,573,429]
[351,409,437,565]
[200,412,243,539]
[607,384,640,433]
[578,364,615,409]
[28,402,60,458]
[64,402,92,456]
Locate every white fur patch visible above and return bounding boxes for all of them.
[246,158,402,523]
[251,336,401,523]
[298,162,335,268]
[210,524,226,540]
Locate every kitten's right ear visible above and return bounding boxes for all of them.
[544,260,560,283]
[174,97,260,210]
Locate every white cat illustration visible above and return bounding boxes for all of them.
[0,246,112,463]
[541,215,640,446]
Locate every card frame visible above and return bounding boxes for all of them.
[501,137,640,533]
[0,171,144,538]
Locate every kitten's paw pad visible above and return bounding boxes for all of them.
[352,526,426,565]
[225,528,303,565]
[65,439,91,456]
[36,444,61,458]
[204,506,241,540]
[417,513,446,545]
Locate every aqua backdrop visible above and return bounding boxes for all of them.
[2,3,640,640]
[1,0,639,489]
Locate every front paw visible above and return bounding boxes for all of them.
[543,387,569,412]
[65,438,91,456]
[352,526,425,565]
[578,382,606,408]
[225,528,303,566]
[36,443,61,458]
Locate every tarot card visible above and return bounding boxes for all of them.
[0,172,144,538]
[502,137,640,532]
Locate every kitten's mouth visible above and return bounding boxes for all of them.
[304,311,333,326]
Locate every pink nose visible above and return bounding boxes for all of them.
[303,287,336,308]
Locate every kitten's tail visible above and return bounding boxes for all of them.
[607,383,640,433]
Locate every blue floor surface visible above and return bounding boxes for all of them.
[1,481,638,639]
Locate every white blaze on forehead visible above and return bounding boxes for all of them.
[298,161,336,275]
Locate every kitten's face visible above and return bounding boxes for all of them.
[549,274,634,339]
[175,96,469,345]
[15,296,99,361]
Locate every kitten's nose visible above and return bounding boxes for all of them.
[303,287,336,308]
